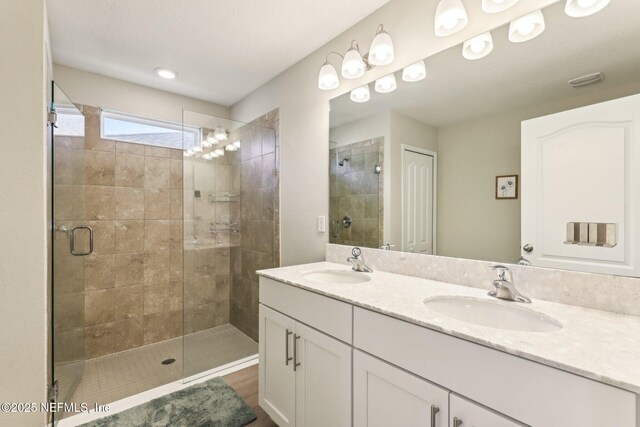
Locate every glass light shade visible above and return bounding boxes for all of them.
[213,148,224,156]
[206,131,218,144]
[402,60,427,82]
[155,67,177,79]
[434,0,469,37]
[211,152,220,158]
[225,144,238,151]
[183,150,194,157]
[482,0,519,13]
[565,0,609,17]
[192,145,203,152]
[368,30,395,66]
[202,153,213,160]
[375,74,397,94]
[213,126,227,141]
[202,139,213,148]
[342,48,366,79]
[318,62,340,90]
[233,140,241,148]
[350,85,370,103]
[509,10,545,43]
[462,32,494,60]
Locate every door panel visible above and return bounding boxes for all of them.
[522,93,640,276]
[295,322,351,427]
[403,149,434,254]
[259,304,296,427]
[354,350,448,427]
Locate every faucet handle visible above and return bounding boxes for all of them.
[352,247,362,258]
[491,264,511,281]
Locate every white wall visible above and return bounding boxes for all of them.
[53,65,230,124]
[0,1,50,425]
[231,0,559,266]
[329,111,390,146]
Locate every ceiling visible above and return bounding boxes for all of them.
[330,0,640,129]
[47,0,390,106]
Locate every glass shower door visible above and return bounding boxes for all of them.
[51,83,87,424]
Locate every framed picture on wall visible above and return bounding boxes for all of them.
[496,175,518,199]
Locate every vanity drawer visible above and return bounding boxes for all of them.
[259,277,352,343]
[354,307,636,427]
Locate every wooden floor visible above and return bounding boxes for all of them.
[224,364,278,427]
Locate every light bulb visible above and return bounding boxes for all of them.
[342,48,366,79]
[213,126,227,141]
[402,60,427,82]
[350,85,370,103]
[463,32,494,60]
[565,0,609,17]
[482,0,519,13]
[509,10,545,43]
[435,0,468,37]
[318,62,339,90]
[368,28,395,66]
[375,74,397,94]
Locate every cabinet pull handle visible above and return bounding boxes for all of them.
[430,405,439,427]
[293,334,301,371]
[453,417,463,427]
[285,329,293,366]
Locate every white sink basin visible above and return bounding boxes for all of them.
[302,269,371,284]
[423,296,562,332]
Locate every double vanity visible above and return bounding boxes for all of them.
[257,256,640,427]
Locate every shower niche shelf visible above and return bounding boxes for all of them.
[208,193,239,203]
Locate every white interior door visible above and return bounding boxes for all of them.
[402,148,435,254]
[521,93,640,276]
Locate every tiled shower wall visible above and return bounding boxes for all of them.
[54,105,185,359]
[329,137,384,249]
[230,109,280,341]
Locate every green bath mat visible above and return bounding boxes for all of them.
[80,377,256,427]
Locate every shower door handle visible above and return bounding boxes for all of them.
[71,225,93,256]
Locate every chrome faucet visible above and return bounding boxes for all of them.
[488,265,531,303]
[347,247,373,273]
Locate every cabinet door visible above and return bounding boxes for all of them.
[450,394,525,427]
[259,304,296,427]
[354,350,449,427]
[295,322,352,427]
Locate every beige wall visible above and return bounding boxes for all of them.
[53,65,230,125]
[0,0,50,426]
[231,0,559,266]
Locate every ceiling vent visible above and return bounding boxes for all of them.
[568,72,604,88]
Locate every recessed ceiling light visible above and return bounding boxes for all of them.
[155,67,177,79]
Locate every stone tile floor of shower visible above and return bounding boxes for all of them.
[58,324,257,417]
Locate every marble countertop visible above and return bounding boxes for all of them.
[258,261,640,394]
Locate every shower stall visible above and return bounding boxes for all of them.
[51,82,279,423]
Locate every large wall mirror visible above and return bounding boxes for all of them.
[329,0,640,277]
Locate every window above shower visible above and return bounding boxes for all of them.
[101,110,200,149]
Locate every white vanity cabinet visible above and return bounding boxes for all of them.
[353,350,449,427]
[259,278,352,427]
[449,394,525,427]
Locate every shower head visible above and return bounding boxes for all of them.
[339,156,350,166]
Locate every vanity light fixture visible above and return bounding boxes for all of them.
[183,150,194,157]
[318,61,340,90]
[509,9,545,43]
[434,0,469,37]
[233,140,241,149]
[350,85,371,103]
[375,74,397,93]
[368,25,395,66]
[213,126,228,141]
[482,0,519,14]
[402,60,427,82]
[462,32,494,60]
[155,67,177,79]
[213,148,225,157]
[192,144,203,153]
[211,152,220,158]
[202,139,213,148]
[342,43,367,79]
[202,153,213,160]
[225,143,238,152]
[564,0,610,17]
[206,131,218,144]
[318,24,395,90]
